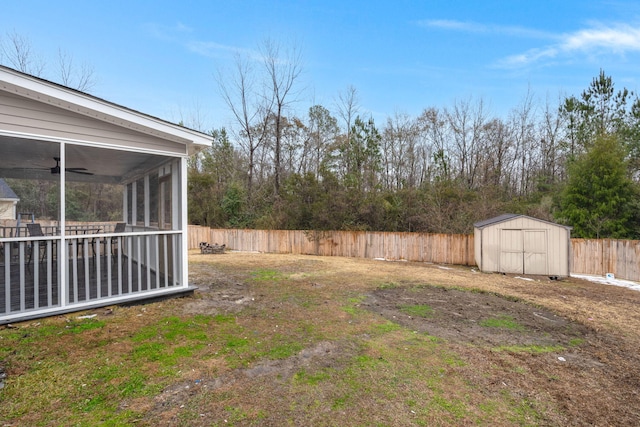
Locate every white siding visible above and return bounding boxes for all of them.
[0,91,187,155]
[0,200,16,219]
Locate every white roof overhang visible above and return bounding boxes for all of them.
[0,65,210,156]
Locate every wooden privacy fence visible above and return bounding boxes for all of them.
[189,226,640,282]
[189,226,475,265]
[571,239,640,281]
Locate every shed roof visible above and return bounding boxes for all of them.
[0,178,18,200]
[474,214,572,230]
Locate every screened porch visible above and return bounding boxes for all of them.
[0,65,210,324]
[0,141,190,325]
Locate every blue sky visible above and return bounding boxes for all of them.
[3,1,640,130]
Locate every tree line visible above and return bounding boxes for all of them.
[189,62,640,238]
[2,33,638,238]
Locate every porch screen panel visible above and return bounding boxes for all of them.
[149,173,159,227]
[3,249,8,313]
[136,179,145,226]
[160,175,172,230]
[0,138,62,318]
[127,183,133,224]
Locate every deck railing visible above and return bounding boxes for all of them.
[0,223,123,238]
[0,229,182,323]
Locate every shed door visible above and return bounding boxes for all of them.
[499,229,548,275]
[523,230,547,275]
[499,229,524,274]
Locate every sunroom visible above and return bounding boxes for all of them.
[0,65,210,325]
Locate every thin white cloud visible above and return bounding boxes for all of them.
[421,19,640,68]
[175,22,193,33]
[498,22,640,68]
[143,22,194,40]
[496,46,562,68]
[186,40,259,60]
[187,41,238,57]
[142,22,258,61]
[563,23,640,53]
[418,19,557,40]
[422,19,488,33]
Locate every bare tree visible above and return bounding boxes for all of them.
[509,89,538,196]
[57,49,96,92]
[1,31,96,92]
[305,105,338,179]
[0,31,45,76]
[382,112,423,191]
[335,85,360,142]
[172,99,210,133]
[446,98,488,188]
[260,38,304,196]
[539,95,565,184]
[479,118,513,188]
[217,53,272,198]
[417,107,446,184]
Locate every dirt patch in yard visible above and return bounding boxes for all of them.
[364,284,640,425]
[184,253,640,426]
[3,252,640,426]
[366,285,590,349]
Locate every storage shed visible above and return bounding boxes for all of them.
[474,214,571,277]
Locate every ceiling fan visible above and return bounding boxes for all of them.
[32,157,94,176]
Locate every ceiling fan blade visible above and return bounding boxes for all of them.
[25,157,94,176]
[67,169,94,175]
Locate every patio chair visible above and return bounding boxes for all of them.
[26,223,48,266]
[110,223,126,260]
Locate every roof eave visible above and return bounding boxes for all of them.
[0,65,211,154]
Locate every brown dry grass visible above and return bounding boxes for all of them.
[188,251,640,426]
[1,250,639,426]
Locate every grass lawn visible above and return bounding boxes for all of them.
[1,251,639,426]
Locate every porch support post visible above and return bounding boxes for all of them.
[123,185,128,224]
[59,143,67,307]
[131,181,137,226]
[144,175,150,227]
[180,156,188,288]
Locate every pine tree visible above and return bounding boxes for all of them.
[557,134,638,238]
